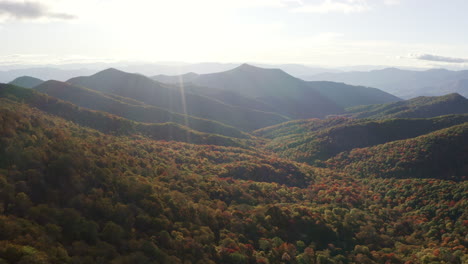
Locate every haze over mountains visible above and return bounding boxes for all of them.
[305,67,468,99]
[4,62,468,101]
[0,67,96,83]
[153,64,400,116]
[0,63,334,83]
[27,65,394,132]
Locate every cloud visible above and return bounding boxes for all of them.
[409,53,468,63]
[0,0,75,20]
[292,0,371,14]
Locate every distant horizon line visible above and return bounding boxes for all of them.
[1,61,467,72]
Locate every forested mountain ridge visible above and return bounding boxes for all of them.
[67,68,289,131]
[153,64,400,118]
[0,90,467,263]
[255,115,468,165]
[0,84,246,147]
[346,93,468,119]
[34,80,249,139]
[327,122,468,180]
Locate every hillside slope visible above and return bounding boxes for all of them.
[327,122,468,180]
[34,80,248,139]
[346,93,468,119]
[68,68,288,131]
[307,81,401,108]
[153,64,344,119]
[255,115,468,163]
[153,64,400,117]
[0,84,244,147]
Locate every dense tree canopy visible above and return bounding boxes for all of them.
[0,85,467,263]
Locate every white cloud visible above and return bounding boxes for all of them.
[0,0,75,21]
[408,53,468,63]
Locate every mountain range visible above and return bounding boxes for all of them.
[305,67,468,99]
[153,64,400,117]
[0,63,467,263]
[66,68,289,131]
[0,62,338,83]
[5,64,468,101]
[18,64,396,132]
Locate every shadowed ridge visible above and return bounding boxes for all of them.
[34,80,250,139]
[67,68,289,131]
[0,83,246,147]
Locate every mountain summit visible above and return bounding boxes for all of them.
[9,76,44,88]
[153,64,400,118]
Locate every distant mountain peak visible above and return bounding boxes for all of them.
[10,75,43,81]
[239,63,253,67]
[378,67,405,72]
[235,63,262,71]
[443,92,466,100]
[96,68,125,75]
[86,68,153,82]
[184,71,197,75]
[231,63,290,77]
[9,76,44,88]
[42,79,68,86]
[86,68,132,79]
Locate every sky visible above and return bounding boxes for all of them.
[1,0,468,69]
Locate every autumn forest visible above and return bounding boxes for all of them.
[0,65,467,264]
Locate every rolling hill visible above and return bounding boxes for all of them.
[9,76,44,88]
[327,122,468,180]
[346,93,468,119]
[255,115,468,164]
[307,81,401,108]
[0,84,245,147]
[34,80,248,139]
[67,68,289,131]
